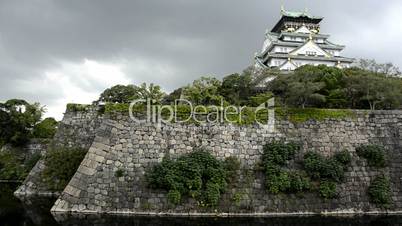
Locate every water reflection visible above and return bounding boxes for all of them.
[2,183,402,226]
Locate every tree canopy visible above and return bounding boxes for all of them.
[0,99,44,146]
[269,65,402,110]
[98,83,165,104]
[98,63,402,111]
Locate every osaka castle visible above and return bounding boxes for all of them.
[254,8,354,71]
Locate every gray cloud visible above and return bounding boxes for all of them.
[0,0,401,119]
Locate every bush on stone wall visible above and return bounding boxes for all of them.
[146,151,237,207]
[319,181,337,199]
[368,175,392,208]
[303,151,351,182]
[303,150,352,199]
[356,145,387,168]
[262,141,311,194]
[42,146,87,191]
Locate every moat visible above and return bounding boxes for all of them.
[2,183,402,226]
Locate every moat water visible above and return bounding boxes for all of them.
[2,183,402,226]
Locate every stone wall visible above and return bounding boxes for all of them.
[15,107,102,196]
[51,110,402,215]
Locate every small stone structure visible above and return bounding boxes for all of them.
[45,109,402,215]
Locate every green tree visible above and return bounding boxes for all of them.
[0,99,43,146]
[98,83,165,104]
[182,76,225,105]
[32,117,58,139]
[269,67,326,108]
[98,85,141,103]
[137,83,165,104]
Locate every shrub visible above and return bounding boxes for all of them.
[42,146,87,191]
[32,117,58,139]
[266,171,291,194]
[262,141,310,194]
[262,141,299,166]
[146,151,228,207]
[368,175,392,208]
[288,172,311,193]
[167,190,181,205]
[356,145,387,168]
[333,150,352,166]
[303,151,350,182]
[319,181,337,199]
[303,152,324,179]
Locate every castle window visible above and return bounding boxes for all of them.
[306,51,317,56]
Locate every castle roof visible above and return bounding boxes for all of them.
[271,9,323,33]
[281,9,323,20]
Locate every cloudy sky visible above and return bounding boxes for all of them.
[1,0,401,120]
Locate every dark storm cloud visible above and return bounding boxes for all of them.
[0,0,401,119]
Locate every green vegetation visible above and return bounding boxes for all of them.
[356,145,387,168]
[0,151,27,180]
[269,65,402,110]
[303,151,351,182]
[303,151,351,199]
[368,175,392,208]
[0,99,44,147]
[319,181,337,199]
[97,83,165,104]
[24,152,41,170]
[261,141,311,194]
[32,117,58,139]
[146,151,238,207]
[42,146,87,191]
[0,150,41,181]
[275,108,356,123]
[66,103,91,112]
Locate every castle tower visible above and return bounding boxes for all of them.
[254,8,354,71]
